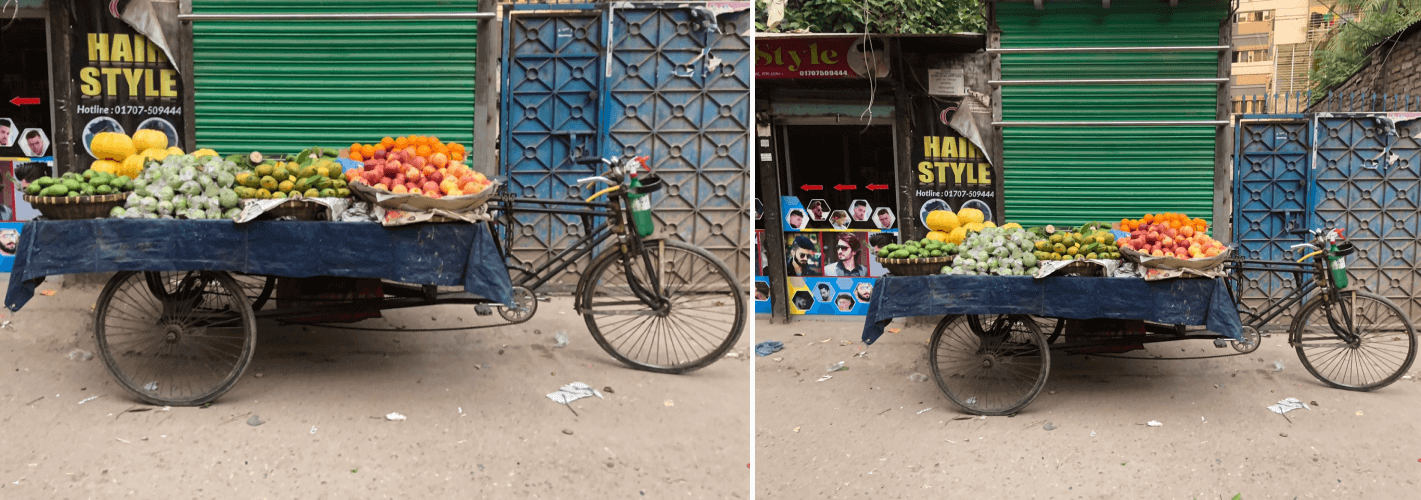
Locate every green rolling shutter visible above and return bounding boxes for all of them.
[996,0,1224,228]
[191,1,478,156]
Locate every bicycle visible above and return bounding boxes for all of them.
[484,155,747,374]
[1224,227,1417,391]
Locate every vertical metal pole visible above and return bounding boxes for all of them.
[988,3,1006,227]
[1216,12,1234,244]
[472,0,502,178]
[891,38,920,239]
[48,0,75,173]
[179,0,196,151]
[756,115,790,322]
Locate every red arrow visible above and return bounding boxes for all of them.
[834,184,857,191]
[801,184,823,191]
[9,97,40,106]
[866,184,889,191]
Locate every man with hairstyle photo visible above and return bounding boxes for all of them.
[786,234,821,276]
[21,130,47,157]
[816,283,832,302]
[787,209,806,230]
[0,121,13,147]
[824,232,866,277]
[850,200,870,221]
[874,207,896,229]
[835,293,855,312]
[855,282,873,303]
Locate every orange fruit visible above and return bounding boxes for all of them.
[350,152,364,162]
[434,144,449,156]
[394,137,409,149]
[361,145,375,158]
[350,143,361,153]
[450,151,464,162]
[417,145,431,157]
[381,137,394,148]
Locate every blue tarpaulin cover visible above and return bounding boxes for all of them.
[860,275,1244,345]
[5,220,514,312]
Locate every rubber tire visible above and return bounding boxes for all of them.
[579,239,745,374]
[95,271,257,406]
[1291,290,1417,391]
[234,274,275,311]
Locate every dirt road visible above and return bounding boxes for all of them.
[755,317,1420,499]
[0,276,751,499]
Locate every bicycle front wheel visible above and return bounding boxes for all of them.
[1292,290,1417,391]
[580,239,746,373]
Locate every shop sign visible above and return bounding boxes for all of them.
[906,97,1000,237]
[756,37,887,79]
[69,1,186,164]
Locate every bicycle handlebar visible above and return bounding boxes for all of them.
[576,176,614,186]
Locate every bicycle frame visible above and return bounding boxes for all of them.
[485,185,666,310]
[1224,248,1359,345]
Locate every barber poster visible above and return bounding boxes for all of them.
[907,96,1001,239]
[69,1,185,163]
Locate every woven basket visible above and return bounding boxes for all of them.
[240,198,328,221]
[24,192,127,220]
[876,255,954,276]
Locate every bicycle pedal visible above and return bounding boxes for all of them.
[474,304,493,316]
[1213,339,1229,348]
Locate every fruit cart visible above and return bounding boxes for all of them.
[5,163,746,407]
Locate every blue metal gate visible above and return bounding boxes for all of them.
[501,5,751,287]
[1233,114,1421,321]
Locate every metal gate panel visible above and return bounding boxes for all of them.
[605,8,751,276]
[1232,119,1311,319]
[502,12,603,286]
[1313,116,1421,318]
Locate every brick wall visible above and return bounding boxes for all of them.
[1314,26,1421,107]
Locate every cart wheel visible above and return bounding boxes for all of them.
[1232,325,1261,354]
[95,271,257,406]
[498,286,538,324]
[233,274,276,311]
[1292,290,1417,391]
[579,239,745,374]
[930,314,1050,416]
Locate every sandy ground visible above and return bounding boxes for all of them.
[755,316,1421,500]
[0,275,751,499]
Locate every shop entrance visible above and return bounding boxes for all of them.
[766,121,899,316]
[1,16,55,225]
[779,124,895,231]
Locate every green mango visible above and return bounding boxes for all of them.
[40,185,68,197]
[885,244,901,252]
[24,183,42,195]
[96,184,113,195]
[35,177,57,187]
[889,249,910,259]
[877,248,891,258]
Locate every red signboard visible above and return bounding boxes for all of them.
[756,37,887,79]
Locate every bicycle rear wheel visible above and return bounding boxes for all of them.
[1292,290,1417,391]
[931,314,1049,415]
[580,239,745,373]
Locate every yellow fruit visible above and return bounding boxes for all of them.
[140,148,170,161]
[956,207,985,225]
[119,155,146,178]
[91,132,136,161]
[166,146,184,156]
[255,188,272,199]
[983,221,996,228]
[1003,222,1022,229]
[316,166,330,178]
[278,180,295,193]
[947,226,969,244]
[260,176,277,190]
[925,210,960,232]
[255,164,274,176]
[964,222,986,232]
[926,230,950,243]
[304,188,320,198]
[193,148,219,158]
[235,172,253,188]
[131,129,169,152]
[90,160,120,175]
